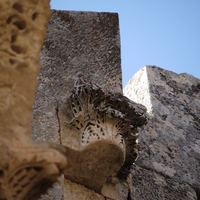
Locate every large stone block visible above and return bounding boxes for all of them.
[33,10,147,198]
[33,10,122,143]
[124,66,200,196]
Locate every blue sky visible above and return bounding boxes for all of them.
[51,0,200,87]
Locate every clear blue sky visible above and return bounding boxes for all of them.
[51,0,200,87]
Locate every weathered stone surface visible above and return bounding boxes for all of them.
[32,10,123,197]
[64,179,105,200]
[0,1,67,199]
[32,9,147,198]
[127,165,197,200]
[0,0,51,141]
[101,177,129,200]
[33,9,122,143]
[124,66,200,196]
[57,78,147,192]
[58,79,126,192]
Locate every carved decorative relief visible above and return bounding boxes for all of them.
[58,77,147,192]
[0,138,67,200]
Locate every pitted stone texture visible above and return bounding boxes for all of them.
[39,10,122,98]
[0,0,51,141]
[127,165,197,200]
[33,9,122,142]
[0,1,68,199]
[32,10,123,198]
[124,66,200,190]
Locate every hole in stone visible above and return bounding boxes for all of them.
[0,170,4,177]
[13,3,23,13]
[73,109,78,114]
[6,16,13,24]
[194,187,200,200]
[11,34,17,43]
[9,59,15,65]
[32,12,38,20]
[16,189,22,194]
[11,44,23,54]
[13,20,26,30]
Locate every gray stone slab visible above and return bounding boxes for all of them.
[124,66,200,194]
[33,10,122,142]
[32,10,122,199]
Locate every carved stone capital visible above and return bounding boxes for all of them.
[58,79,147,192]
[0,138,67,200]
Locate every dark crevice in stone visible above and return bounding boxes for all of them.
[193,186,200,200]
[127,188,131,200]
[55,103,62,145]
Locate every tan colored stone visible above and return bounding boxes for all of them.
[0,0,51,141]
[0,1,67,199]
[59,81,128,192]
[0,138,67,199]
[64,179,105,200]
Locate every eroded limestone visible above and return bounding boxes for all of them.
[127,165,197,200]
[0,1,67,199]
[124,65,200,197]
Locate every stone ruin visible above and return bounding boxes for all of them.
[0,1,200,200]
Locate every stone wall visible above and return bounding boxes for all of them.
[124,66,200,200]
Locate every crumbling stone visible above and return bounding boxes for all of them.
[0,1,67,199]
[127,165,197,200]
[124,66,200,198]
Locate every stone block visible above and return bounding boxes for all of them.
[124,66,200,194]
[33,10,147,197]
